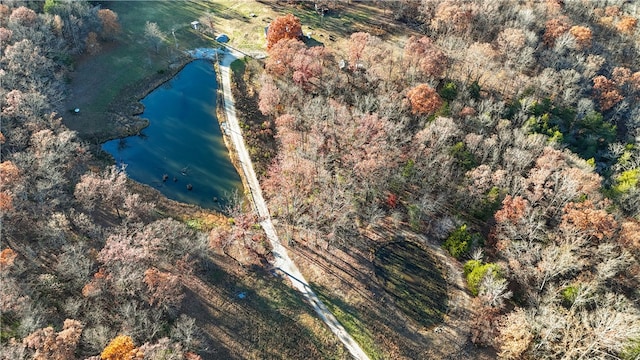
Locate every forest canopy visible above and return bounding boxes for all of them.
[2,0,640,359]
[258,2,640,359]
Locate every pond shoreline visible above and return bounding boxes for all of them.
[85,46,254,220]
[96,52,195,144]
[102,59,243,211]
[104,48,228,144]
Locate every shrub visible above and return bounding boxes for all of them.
[43,0,56,14]
[613,169,639,195]
[464,260,501,296]
[472,186,502,221]
[468,81,481,100]
[407,204,422,231]
[623,338,640,360]
[439,82,458,102]
[443,224,472,259]
[450,142,477,171]
[463,259,482,276]
[561,285,579,307]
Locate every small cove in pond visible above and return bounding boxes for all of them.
[102,60,243,210]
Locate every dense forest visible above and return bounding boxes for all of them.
[0,2,209,358]
[257,0,640,359]
[2,0,640,359]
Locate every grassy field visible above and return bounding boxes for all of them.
[206,0,394,51]
[64,1,214,140]
[63,0,402,141]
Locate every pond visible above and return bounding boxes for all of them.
[102,60,243,211]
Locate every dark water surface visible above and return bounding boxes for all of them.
[102,60,243,210]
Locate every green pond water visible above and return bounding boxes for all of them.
[102,60,243,210]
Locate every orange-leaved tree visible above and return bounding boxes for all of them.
[0,248,17,268]
[101,335,139,360]
[616,15,638,34]
[569,25,592,49]
[266,14,301,50]
[406,84,443,115]
[23,319,84,360]
[0,160,19,213]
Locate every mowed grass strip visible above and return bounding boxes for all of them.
[311,284,385,360]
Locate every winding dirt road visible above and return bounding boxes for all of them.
[217,49,370,360]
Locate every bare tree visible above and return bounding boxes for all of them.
[497,308,533,360]
[144,21,165,53]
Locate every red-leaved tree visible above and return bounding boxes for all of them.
[265,38,306,77]
[404,36,447,80]
[543,16,571,46]
[593,75,624,111]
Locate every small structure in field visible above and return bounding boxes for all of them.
[216,34,229,43]
[191,21,200,30]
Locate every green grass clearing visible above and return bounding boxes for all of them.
[312,284,384,360]
[230,58,247,73]
[64,1,216,139]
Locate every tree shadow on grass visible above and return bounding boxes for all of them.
[303,36,325,48]
[374,241,448,328]
[184,256,346,359]
[310,283,385,360]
